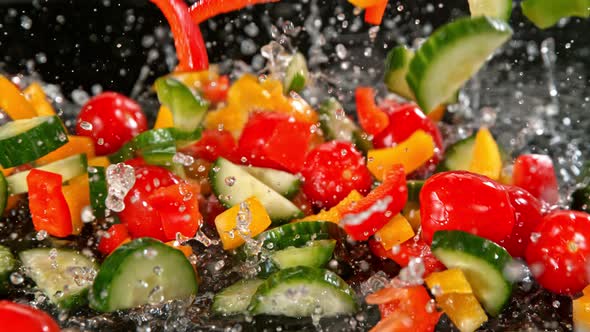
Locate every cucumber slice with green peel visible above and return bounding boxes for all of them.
[468,0,513,21]
[0,116,68,168]
[284,52,309,94]
[318,98,373,154]
[436,134,476,172]
[431,230,513,316]
[20,248,98,309]
[0,173,7,216]
[210,157,303,224]
[90,238,198,312]
[155,77,210,135]
[351,130,374,156]
[6,154,88,195]
[270,239,336,269]
[406,16,512,114]
[385,45,416,100]
[88,166,107,219]
[212,279,264,315]
[407,180,424,203]
[249,266,357,317]
[0,245,16,295]
[522,0,589,29]
[108,141,135,163]
[241,165,301,199]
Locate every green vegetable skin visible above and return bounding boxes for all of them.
[0,245,16,295]
[283,52,309,94]
[468,0,513,21]
[154,77,209,135]
[0,173,7,216]
[522,0,590,29]
[384,45,415,100]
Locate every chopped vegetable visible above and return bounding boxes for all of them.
[189,0,278,24]
[214,196,271,250]
[27,169,73,238]
[35,135,95,166]
[153,106,174,129]
[384,45,415,100]
[521,0,590,29]
[88,166,108,219]
[0,75,37,120]
[364,0,388,25]
[355,87,390,136]
[148,182,202,241]
[0,246,16,295]
[242,165,301,199]
[374,214,415,250]
[62,174,90,235]
[0,301,60,332]
[0,174,6,217]
[98,224,131,256]
[468,127,502,180]
[23,83,56,116]
[574,293,590,332]
[512,154,559,205]
[212,279,264,315]
[369,237,445,277]
[283,52,309,94]
[297,189,364,223]
[468,0,513,21]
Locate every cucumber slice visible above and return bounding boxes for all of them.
[318,98,373,154]
[406,16,512,113]
[0,245,16,295]
[407,180,424,203]
[284,52,309,94]
[522,0,589,29]
[0,116,68,168]
[88,166,107,219]
[270,239,336,269]
[384,45,416,100]
[155,77,209,135]
[210,157,303,224]
[249,266,357,317]
[212,279,264,315]
[436,134,476,172]
[468,0,513,21]
[0,173,7,216]
[6,154,88,194]
[20,248,98,309]
[242,165,301,199]
[108,141,135,164]
[431,230,513,316]
[90,238,198,312]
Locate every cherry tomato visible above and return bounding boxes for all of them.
[118,165,179,241]
[420,171,515,244]
[525,210,590,294]
[199,194,225,225]
[373,102,444,171]
[202,75,229,103]
[301,141,373,210]
[512,154,559,205]
[498,185,544,258]
[148,182,202,241]
[0,300,60,332]
[98,224,130,255]
[76,92,148,156]
[369,238,445,277]
[180,129,238,163]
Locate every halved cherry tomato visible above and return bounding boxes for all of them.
[27,169,73,238]
[369,238,445,277]
[525,210,590,295]
[498,185,544,258]
[202,75,230,104]
[124,157,147,168]
[341,164,407,241]
[420,171,515,244]
[98,224,131,255]
[355,87,389,136]
[301,141,373,210]
[75,92,147,156]
[0,300,60,332]
[148,182,202,241]
[180,129,239,163]
[118,165,179,241]
[189,0,278,24]
[512,154,559,205]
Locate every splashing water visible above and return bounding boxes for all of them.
[105,163,136,212]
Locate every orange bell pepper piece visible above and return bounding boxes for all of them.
[214,196,272,250]
[35,136,95,166]
[355,87,389,136]
[154,106,175,129]
[469,127,502,180]
[364,0,388,25]
[166,241,193,257]
[348,0,382,8]
[374,214,415,250]
[61,174,90,235]
[88,157,111,168]
[0,75,37,119]
[297,190,364,223]
[23,83,56,116]
[427,104,446,122]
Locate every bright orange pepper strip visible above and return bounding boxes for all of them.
[0,75,37,119]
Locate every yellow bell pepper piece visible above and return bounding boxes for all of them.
[23,83,56,116]
[425,269,474,295]
[0,75,37,119]
[35,136,95,166]
[0,167,14,177]
[469,127,502,180]
[214,196,272,250]
[437,293,488,332]
[171,66,219,90]
[297,190,364,223]
[584,285,590,296]
[499,165,513,185]
[374,214,415,250]
[402,201,421,231]
[62,175,90,235]
[574,295,590,332]
[427,104,446,122]
[165,241,193,258]
[88,157,111,168]
[348,0,382,8]
[367,130,436,181]
[154,106,174,129]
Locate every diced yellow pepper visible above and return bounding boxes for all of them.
[427,104,446,122]
[374,214,415,250]
[584,285,590,296]
[402,201,421,231]
[0,75,37,119]
[0,167,14,177]
[171,68,219,91]
[469,127,502,180]
[348,0,382,8]
[154,106,174,129]
[574,295,590,332]
[367,130,436,181]
[23,83,56,116]
[437,293,488,332]
[35,136,95,166]
[297,190,364,223]
[165,241,193,258]
[88,157,111,168]
[214,196,272,250]
[425,269,474,295]
[62,175,90,235]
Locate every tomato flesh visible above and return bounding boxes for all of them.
[512,154,559,205]
[0,301,60,332]
[181,129,239,163]
[98,224,130,255]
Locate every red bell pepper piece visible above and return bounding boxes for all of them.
[355,87,390,136]
[151,0,209,72]
[27,169,73,238]
[202,75,230,104]
[180,129,239,163]
[98,224,131,255]
[512,154,559,205]
[148,182,202,241]
[189,0,278,24]
[364,0,388,25]
[369,238,445,277]
[341,164,407,241]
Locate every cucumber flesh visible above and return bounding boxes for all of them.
[6,154,88,194]
[431,230,513,316]
[249,266,357,317]
[212,279,264,315]
[468,0,513,21]
[384,45,416,100]
[406,16,512,113]
[0,173,7,216]
[437,134,476,172]
[241,165,301,199]
[88,166,108,219]
[318,98,357,142]
[271,239,336,269]
[0,245,16,295]
[19,248,98,309]
[522,0,589,29]
[90,238,198,312]
[284,52,309,94]
[155,77,209,135]
[210,157,303,224]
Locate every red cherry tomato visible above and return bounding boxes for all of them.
[180,129,239,163]
[118,165,179,241]
[199,194,226,225]
[420,171,515,244]
[512,154,559,205]
[148,182,202,241]
[498,185,544,258]
[301,141,373,210]
[0,300,60,332]
[373,102,444,170]
[98,224,130,255]
[369,238,445,277]
[525,210,590,294]
[123,157,147,168]
[76,92,148,156]
[202,75,229,103]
